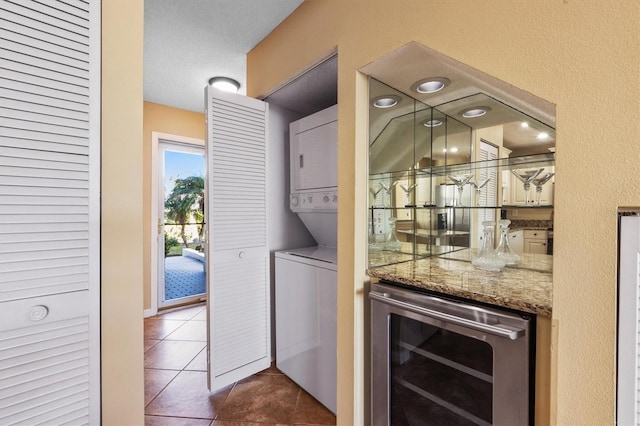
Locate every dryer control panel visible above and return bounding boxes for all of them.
[290,190,338,212]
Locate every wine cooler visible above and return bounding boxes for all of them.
[370,282,534,425]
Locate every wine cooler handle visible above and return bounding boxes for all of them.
[369,291,525,340]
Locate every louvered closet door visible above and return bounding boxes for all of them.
[0,0,100,423]
[617,213,640,425]
[205,87,270,391]
[474,141,498,244]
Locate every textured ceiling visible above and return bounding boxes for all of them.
[144,0,304,113]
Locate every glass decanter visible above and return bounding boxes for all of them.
[495,219,519,265]
[511,168,544,205]
[368,218,382,252]
[531,172,555,206]
[472,221,505,271]
[447,174,474,206]
[385,217,402,252]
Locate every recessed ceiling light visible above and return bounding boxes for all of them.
[450,147,459,153]
[372,95,401,108]
[209,76,240,93]
[521,122,529,128]
[460,106,491,118]
[423,119,444,127]
[537,132,549,140]
[412,77,450,94]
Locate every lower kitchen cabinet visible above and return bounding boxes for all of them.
[524,230,548,254]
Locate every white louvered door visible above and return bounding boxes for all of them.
[0,0,100,423]
[205,87,270,391]
[473,141,498,245]
[618,213,640,425]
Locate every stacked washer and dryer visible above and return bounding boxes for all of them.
[275,105,338,414]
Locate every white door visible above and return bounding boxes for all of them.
[205,87,270,391]
[474,141,498,246]
[158,140,206,309]
[0,0,100,423]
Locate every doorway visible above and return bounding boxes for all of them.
[153,134,206,311]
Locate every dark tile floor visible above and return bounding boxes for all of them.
[144,303,337,426]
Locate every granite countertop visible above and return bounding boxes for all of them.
[508,219,553,231]
[367,247,552,317]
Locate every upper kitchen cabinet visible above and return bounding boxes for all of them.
[364,43,556,268]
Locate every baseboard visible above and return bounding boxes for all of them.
[143,308,157,318]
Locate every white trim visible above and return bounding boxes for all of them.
[150,132,204,315]
[617,214,640,425]
[88,0,101,421]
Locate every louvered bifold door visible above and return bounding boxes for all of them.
[205,87,270,391]
[0,0,100,424]
[617,213,640,425]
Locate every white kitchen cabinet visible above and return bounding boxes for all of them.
[290,105,338,192]
[510,167,554,206]
[524,230,548,254]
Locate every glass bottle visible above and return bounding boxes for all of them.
[472,221,505,271]
[385,217,402,252]
[495,219,519,265]
[368,218,382,252]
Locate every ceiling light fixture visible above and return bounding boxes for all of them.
[521,122,529,128]
[537,132,549,140]
[412,77,450,94]
[460,106,491,118]
[372,95,401,108]
[423,119,444,127]
[209,76,240,93]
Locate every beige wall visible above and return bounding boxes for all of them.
[102,0,144,424]
[248,1,640,424]
[143,102,205,310]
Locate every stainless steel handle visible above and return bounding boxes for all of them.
[369,291,525,340]
[299,154,304,168]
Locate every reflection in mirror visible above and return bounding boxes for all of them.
[435,93,555,156]
[366,42,555,271]
[369,81,416,175]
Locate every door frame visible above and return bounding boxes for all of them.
[148,131,205,317]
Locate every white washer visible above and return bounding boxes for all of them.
[275,246,337,414]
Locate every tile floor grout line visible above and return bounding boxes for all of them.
[291,388,302,425]
[144,302,335,425]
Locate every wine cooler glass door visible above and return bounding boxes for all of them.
[370,283,532,426]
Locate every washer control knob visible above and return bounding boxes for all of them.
[290,195,299,207]
[332,194,338,203]
[28,305,49,322]
[323,195,330,203]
